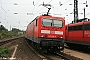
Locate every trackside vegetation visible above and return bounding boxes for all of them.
[0,25,26,39]
[0,47,10,57]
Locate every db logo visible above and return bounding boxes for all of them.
[51,31,54,34]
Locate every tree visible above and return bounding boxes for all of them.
[0,25,8,32]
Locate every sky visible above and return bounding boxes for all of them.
[0,0,90,31]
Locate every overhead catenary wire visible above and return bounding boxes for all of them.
[0,0,7,13]
[33,0,53,16]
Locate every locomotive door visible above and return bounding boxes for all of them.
[83,23,90,40]
[33,19,37,42]
[32,21,35,41]
[32,22,34,40]
[65,26,68,40]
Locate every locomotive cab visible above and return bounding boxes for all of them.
[38,15,65,52]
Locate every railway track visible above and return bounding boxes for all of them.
[66,46,90,55]
[38,51,83,60]
[25,38,83,60]
[55,52,82,60]
[64,48,90,60]
[0,36,23,46]
[41,51,83,60]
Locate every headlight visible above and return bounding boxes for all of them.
[41,34,44,37]
[60,36,63,38]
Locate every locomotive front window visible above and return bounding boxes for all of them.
[53,20,63,27]
[42,18,52,26]
[42,18,63,27]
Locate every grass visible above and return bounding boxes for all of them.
[0,46,10,57]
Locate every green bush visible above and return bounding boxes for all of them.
[0,47,10,57]
[0,33,3,38]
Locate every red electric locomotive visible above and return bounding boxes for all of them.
[65,18,90,50]
[26,14,65,53]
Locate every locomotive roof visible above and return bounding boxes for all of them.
[67,20,90,27]
[39,14,65,19]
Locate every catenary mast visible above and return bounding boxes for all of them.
[74,0,78,23]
